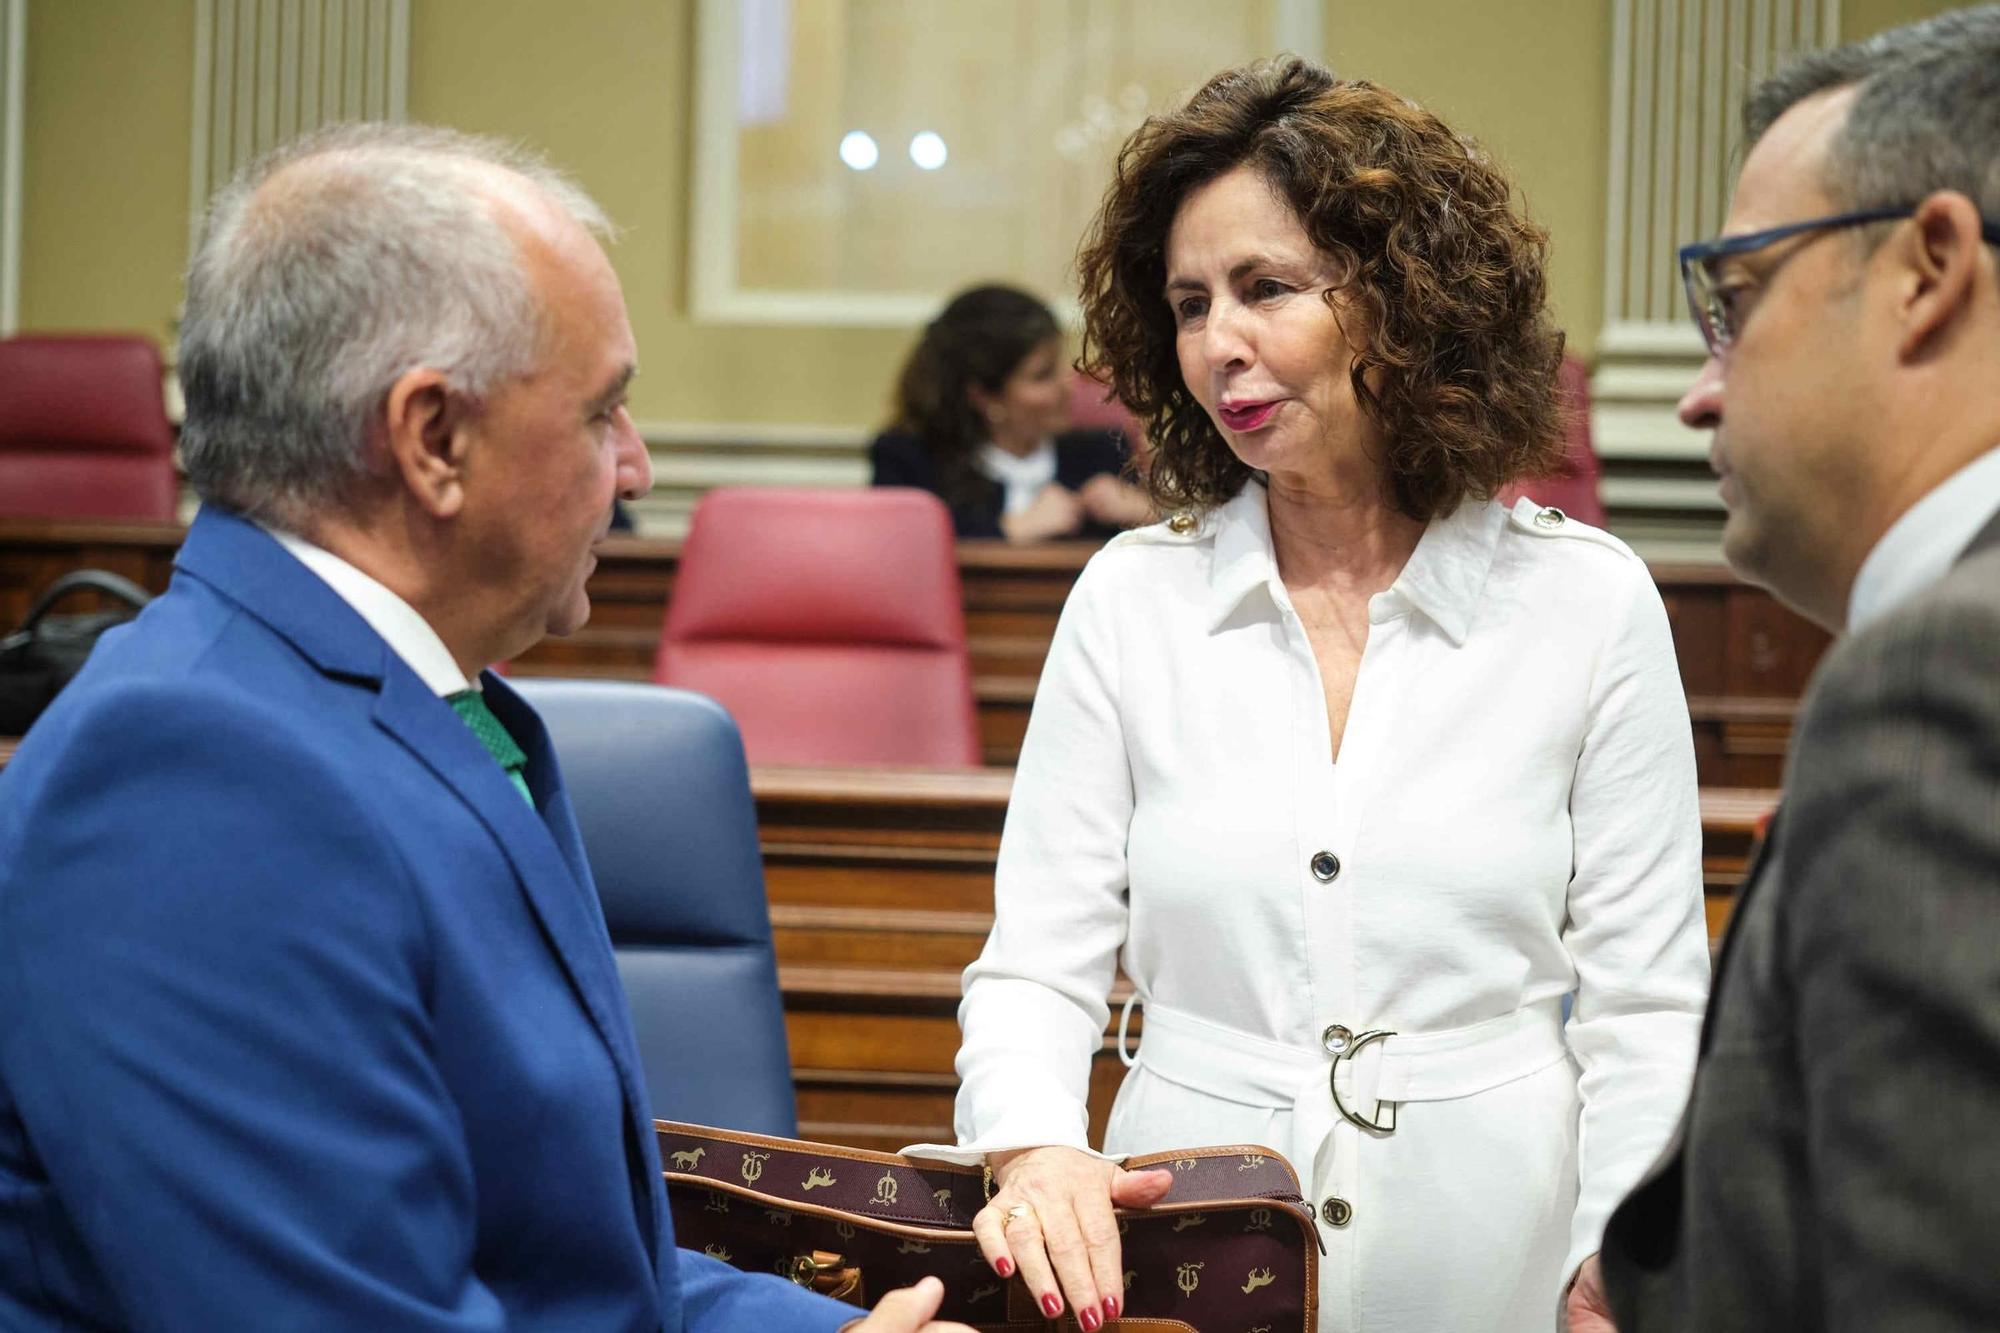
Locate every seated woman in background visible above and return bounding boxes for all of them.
[910,58,1709,1333]
[871,284,1154,542]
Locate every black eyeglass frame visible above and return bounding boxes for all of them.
[1677,204,2000,356]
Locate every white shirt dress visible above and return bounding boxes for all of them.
[912,483,1710,1331]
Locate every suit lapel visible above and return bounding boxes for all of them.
[372,668,659,1242]
[486,675,594,891]
[177,509,659,1251]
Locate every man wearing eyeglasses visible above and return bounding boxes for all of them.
[1583,8,2000,1332]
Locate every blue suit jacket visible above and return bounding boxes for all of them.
[0,508,850,1331]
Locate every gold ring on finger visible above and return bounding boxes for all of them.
[1005,1203,1034,1224]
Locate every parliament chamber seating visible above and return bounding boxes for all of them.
[0,335,179,522]
[653,487,982,768]
[1498,354,1607,526]
[510,677,799,1136]
[0,502,1802,1150]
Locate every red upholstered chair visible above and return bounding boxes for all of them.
[1499,354,1606,526]
[1068,370,1149,465]
[653,487,982,767]
[0,335,179,521]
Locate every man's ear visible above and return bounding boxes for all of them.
[382,367,471,519]
[1896,190,1987,363]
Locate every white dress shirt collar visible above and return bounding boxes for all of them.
[1204,481,1507,645]
[262,524,473,697]
[976,439,1059,516]
[1847,442,2000,634]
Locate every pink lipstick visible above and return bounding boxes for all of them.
[1218,400,1279,432]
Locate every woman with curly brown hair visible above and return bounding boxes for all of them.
[906,59,1708,1332]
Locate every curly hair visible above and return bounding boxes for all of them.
[888,284,1062,512]
[1076,58,1566,521]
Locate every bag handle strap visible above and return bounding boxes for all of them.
[18,570,153,633]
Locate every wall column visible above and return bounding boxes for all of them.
[1594,0,1837,557]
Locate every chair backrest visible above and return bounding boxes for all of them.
[1067,369,1147,457]
[508,678,798,1137]
[1498,354,1606,526]
[654,487,982,767]
[0,335,179,521]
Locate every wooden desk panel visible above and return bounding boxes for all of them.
[754,763,1773,1151]
[0,518,186,629]
[0,519,1827,782]
[0,736,1768,1152]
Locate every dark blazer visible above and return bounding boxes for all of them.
[869,427,1131,540]
[1600,505,2000,1331]
[0,508,849,1331]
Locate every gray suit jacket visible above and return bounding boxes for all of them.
[1601,506,2000,1331]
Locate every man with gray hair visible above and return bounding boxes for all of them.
[1582,7,2000,1330]
[0,125,967,1332]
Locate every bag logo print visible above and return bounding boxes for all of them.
[657,1123,1314,1330]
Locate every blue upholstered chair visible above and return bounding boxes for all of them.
[508,678,798,1137]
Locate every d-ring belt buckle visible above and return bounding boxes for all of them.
[1328,1029,1398,1133]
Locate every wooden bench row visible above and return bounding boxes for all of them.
[754,763,1769,1151]
[0,735,1770,1153]
[0,518,1831,787]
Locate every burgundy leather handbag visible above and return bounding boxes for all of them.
[659,1122,1319,1331]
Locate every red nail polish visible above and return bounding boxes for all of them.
[1103,1295,1121,1322]
[994,1256,1014,1278]
[1079,1306,1102,1332]
[1041,1292,1063,1318]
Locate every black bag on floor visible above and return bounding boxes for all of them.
[0,570,152,735]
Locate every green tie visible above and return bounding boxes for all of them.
[446,689,535,807]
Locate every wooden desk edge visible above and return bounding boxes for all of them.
[750,763,1014,807]
[0,740,1769,831]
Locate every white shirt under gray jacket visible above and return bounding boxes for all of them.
[907,482,1712,1332]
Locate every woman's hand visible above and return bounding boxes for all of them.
[971,1146,1174,1330]
[1077,474,1155,529]
[999,484,1086,543]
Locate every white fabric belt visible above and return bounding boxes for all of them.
[1130,998,1570,1111]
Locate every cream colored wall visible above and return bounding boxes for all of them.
[1325,1,1611,359]
[405,0,914,430]
[11,0,1978,429]
[19,0,192,348]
